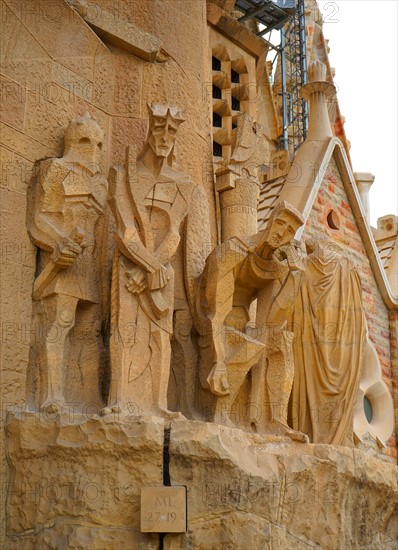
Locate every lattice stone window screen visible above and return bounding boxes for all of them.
[211,44,249,170]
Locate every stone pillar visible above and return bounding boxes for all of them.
[300,59,335,141]
[219,178,260,241]
[277,60,336,213]
[374,214,398,295]
[215,113,268,242]
[354,172,375,224]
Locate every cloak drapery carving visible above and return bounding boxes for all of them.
[289,239,366,445]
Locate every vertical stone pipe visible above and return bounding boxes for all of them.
[354,172,375,225]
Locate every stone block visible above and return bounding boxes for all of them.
[167,420,398,549]
[6,413,165,544]
[93,45,115,113]
[0,122,56,161]
[4,0,101,81]
[111,117,147,165]
[51,61,94,102]
[0,75,26,130]
[113,54,143,117]
[70,0,162,62]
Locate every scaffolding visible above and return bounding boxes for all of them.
[235,0,294,32]
[235,0,308,152]
[280,0,308,151]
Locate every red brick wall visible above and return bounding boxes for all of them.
[301,156,396,461]
[389,310,398,462]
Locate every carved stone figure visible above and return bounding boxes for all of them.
[27,113,108,412]
[105,103,193,416]
[168,183,212,419]
[216,113,269,241]
[195,201,307,439]
[289,239,367,445]
[250,226,307,440]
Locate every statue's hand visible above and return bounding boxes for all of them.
[126,266,147,294]
[147,264,170,290]
[207,362,230,396]
[52,238,82,267]
[276,242,305,272]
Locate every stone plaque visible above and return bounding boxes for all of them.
[141,486,187,533]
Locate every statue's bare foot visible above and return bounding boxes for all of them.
[152,407,185,421]
[100,403,122,416]
[274,420,309,442]
[40,400,63,415]
[282,425,309,443]
[265,420,309,443]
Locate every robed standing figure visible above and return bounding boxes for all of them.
[106,104,193,416]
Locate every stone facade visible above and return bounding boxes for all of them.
[1,0,397,548]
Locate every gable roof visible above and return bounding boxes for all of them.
[258,136,398,309]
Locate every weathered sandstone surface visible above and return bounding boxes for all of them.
[5,414,398,549]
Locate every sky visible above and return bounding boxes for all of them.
[317,0,398,227]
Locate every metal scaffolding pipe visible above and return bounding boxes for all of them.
[280,29,289,150]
